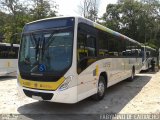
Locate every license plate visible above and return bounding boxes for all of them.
[32,95,43,100]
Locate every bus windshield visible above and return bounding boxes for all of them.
[19,27,74,76]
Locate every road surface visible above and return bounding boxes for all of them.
[0,71,160,119]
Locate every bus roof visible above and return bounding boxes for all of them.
[26,16,78,25]
[142,46,156,51]
[26,16,141,46]
[78,17,142,46]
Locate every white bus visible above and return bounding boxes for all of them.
[17,16,142,103]
[141,46,157,71]
[0,43,19,76]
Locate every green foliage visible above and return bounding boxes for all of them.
[0,0,58,43]
[29,0,57,20]
[100,0,160,48]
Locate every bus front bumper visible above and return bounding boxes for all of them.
[18,85,78,104]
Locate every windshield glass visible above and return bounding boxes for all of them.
[19,27,74,75]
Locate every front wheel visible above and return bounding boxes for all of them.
[92,76,106,100]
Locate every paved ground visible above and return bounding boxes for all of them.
[0,70,160,119]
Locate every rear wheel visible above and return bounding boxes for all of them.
[92,76,106,100]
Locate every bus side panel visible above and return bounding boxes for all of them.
[7,59,18,76]
[77,61,98,101]
[77,57,138,101]
[136,58,143,73]
[0,59,17,76]
[106,58,126,87]
[0,59,8,75]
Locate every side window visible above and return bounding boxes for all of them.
[125,40,131,57]
[130,43,135,57]
[146,48,150,58]
[8,46,12,58]
[138,45,142,57]
[98,31,109,57]
[131,43,140,57]
[98,31,127,57]
[0,46,2,58]
[9,46,19,59]
[119,38,126,57]
[0,46,9,58]
[77,23,97,74]
[134,44,139,57]
[108,34,119,57]
[86,35,96,57]
[15,47,19,58]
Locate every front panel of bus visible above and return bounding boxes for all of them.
[17,17,78,103]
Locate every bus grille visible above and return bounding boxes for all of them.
[21,74,61,82]
[23,89,53,100]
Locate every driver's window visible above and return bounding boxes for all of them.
[77,32,87,61]
[77,24,96,74]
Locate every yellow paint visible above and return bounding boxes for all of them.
[94,23,113,34]
[77,49,88,61]
[87,58,96,65]
[99,51,105,56]
[8,62,10,67]
[18,75,65,91]
[94,24,107,32]
[6,62,11,67]
[96,65,99,76]
[78,49,88,53]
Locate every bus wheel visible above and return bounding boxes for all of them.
[127,68,135,82]
[92,76,106,100]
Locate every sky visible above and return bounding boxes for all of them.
[54,0,118,17]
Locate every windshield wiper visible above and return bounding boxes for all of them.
[41,31,57,58]
[22,26,72,73]
[30,64,39,72]
[30,31,57,72]
[36,38,40,61]
[27,34,41,73]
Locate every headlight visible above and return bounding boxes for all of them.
[58,76,73,91]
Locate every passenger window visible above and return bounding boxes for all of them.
[86,35,96,57]
[108,35,119,57]
[0,46,9,58]
[98,31,109,57]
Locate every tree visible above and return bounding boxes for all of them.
[29,0,58,20]
[0,0,58,43]
[100,0,160,48]
[78,0,99,21]
[0,0,28,43]
[101,4,121,31]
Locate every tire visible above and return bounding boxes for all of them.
[127,68,135,82]
[92,76,106,100]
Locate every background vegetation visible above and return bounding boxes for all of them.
[0,0,58,43]
[100,0,160,49]
[0,0,159,48]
